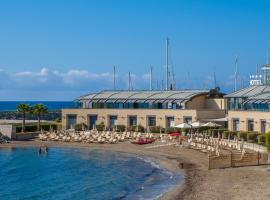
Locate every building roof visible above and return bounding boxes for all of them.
[77,90,210,103]
[225,85,270,98]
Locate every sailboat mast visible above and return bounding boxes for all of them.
[150,66,153,90]
[128,72,131,91]
[166,38,169,90]
[234,55,238,92]
[113,65,116,90]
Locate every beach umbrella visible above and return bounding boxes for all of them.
[202,122,221,128]
[174,123,192,129]
[191,121,204,128]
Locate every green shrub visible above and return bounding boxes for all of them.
[208,129,227,138]
[247,132,259,143]
[128,125,145,132]
[149,126,164,133]
[238,131,248,141]
[222,131,230,139]
[16,124,58,132]
[258,135,266,145]
[265,132,270,152]
[75,123,87,131]
[230,131,238,139]
[96,122,105,131]
[115,124,126,132]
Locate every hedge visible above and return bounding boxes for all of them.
[208,129,227,138]
[149,126,164,133]
[237,132,248,141]
[96,122,105,131]
[114,125,126,132]
[265,132,270,152]
[247,132,259,143]
[75,123,87,131]
[258,135,266,145]
[128,125,145,132]
[16,124,58,133]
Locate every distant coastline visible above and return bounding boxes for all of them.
[0,101,75,121]
[0,101,76,112]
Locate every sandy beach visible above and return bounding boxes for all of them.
[1,140,270,200]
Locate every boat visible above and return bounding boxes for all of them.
[131,138,155,145]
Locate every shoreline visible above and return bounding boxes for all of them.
[1,140,270,200]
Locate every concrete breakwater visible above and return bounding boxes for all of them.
[0,111,61,121]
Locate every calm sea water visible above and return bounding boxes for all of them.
[0,147,182,200]
[0,101,76,111]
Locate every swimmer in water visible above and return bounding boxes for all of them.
[38,147,42,155]
[45,146,48,155]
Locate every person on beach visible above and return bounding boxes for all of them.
[38,147,42,155]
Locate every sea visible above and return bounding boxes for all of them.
[0,101,76,111]
[0,147,182,200]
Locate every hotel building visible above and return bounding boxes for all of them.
[62,89,225,130]
[226,85,270,133]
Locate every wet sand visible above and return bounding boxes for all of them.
[1,140,270,200]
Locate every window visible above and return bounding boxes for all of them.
[247,119,254,131]
[109,115,118,128]
[232,118,240,131]
[148,116,156,127]
[67,115,77,129]
[183,116,192,124]
[166,116,175,127]
[129,116,137,126]
[260,120,266,133]
[88,115,98,130]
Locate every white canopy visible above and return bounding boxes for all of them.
[202,122,221,127]
[191,121,204,128]
[174,123,192,128]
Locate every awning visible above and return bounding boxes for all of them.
[202,117,228,122]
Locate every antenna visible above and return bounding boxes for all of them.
[213,71,217,88]
[234,55,238,92]
[165,38,169,90]
[128,72,131,91]
[113,65,116,90]
[150,65,153,90]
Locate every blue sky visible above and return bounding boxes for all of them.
[0,0,270,100]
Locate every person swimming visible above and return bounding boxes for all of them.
[38,147,42,155]
[45,146,48,155]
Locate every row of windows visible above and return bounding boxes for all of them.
[67,114,192,129]
[79,102,186,110]
[228,98,270,111]
[232,118,267,133]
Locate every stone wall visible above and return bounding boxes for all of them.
[0,124,16,139]
[15,132,39,140]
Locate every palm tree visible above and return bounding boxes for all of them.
[17,104,31,132]
[33,104,48,131]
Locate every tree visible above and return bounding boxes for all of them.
[17,104,31,132]
[265,132,270,170]
[33,104,48,131]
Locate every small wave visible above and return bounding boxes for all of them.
[136,156,161,169]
